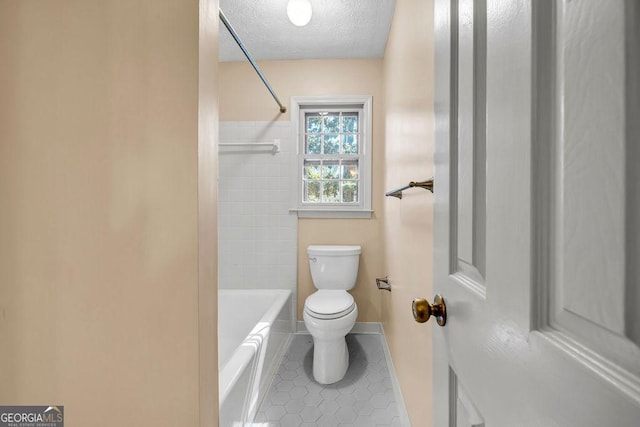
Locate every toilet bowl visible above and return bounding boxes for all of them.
[303,245,361,384]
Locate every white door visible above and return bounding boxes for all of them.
[432,0,640,425]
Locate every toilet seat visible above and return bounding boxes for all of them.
[304,290,355,320]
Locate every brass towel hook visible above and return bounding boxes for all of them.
[376,276,391,291]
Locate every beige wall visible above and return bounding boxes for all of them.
[219,60,385,322]
[0,1,218,426]
[198,0,220,425]
[382,0,435,425]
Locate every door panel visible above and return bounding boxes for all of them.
[453,0,487,288]
[450,369,485,427]
[434,0,640,425]
[543,0,640,376]
[556,0,627,336]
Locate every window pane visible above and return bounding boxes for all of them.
[305,181,321,202]
[307,115,322,133]
[322,160,340,179]
[341,161,359,179]
[343,114,358,133]
[342,181,358,203]
[324,135,340,154]
[324,114,340,133]
[342,135,358,154]
[300,105,367,209]
[323,181,340,202]
[306,135,321,154]
[304,160,321,179]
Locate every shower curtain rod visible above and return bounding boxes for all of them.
[219,9,287,114]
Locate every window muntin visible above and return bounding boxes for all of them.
[302,110,361,205]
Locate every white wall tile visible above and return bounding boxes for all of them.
[218,121,297,292]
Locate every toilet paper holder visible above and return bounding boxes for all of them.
[376,276,392,292]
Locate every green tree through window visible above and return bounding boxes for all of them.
[303,111,360,204]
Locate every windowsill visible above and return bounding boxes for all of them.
[289,209,373,219]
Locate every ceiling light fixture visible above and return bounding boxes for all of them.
[287,0,312,27]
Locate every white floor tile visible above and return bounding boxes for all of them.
[254,334,403,427]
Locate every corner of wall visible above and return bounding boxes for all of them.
[198,0,220,425]
[381,0,436,425]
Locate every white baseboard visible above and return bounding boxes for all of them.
[381,324,412,427]
[295,321,382,334]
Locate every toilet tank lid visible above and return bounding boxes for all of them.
[307,245,361,256]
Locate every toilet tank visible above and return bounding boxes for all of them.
[307,245,361,290]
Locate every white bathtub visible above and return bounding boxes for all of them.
[218,289,293,426]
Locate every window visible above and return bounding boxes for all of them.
[292,96,372,218]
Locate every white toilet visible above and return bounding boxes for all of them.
[303,245,361,384]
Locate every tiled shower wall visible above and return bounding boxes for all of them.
[218,121,297,296]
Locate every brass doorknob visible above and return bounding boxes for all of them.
[412,295,447,326]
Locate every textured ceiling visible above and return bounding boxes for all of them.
[219,0,396,62]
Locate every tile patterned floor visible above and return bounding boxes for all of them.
[254,334,403,427]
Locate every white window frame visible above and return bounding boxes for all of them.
[290,96,373,219]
